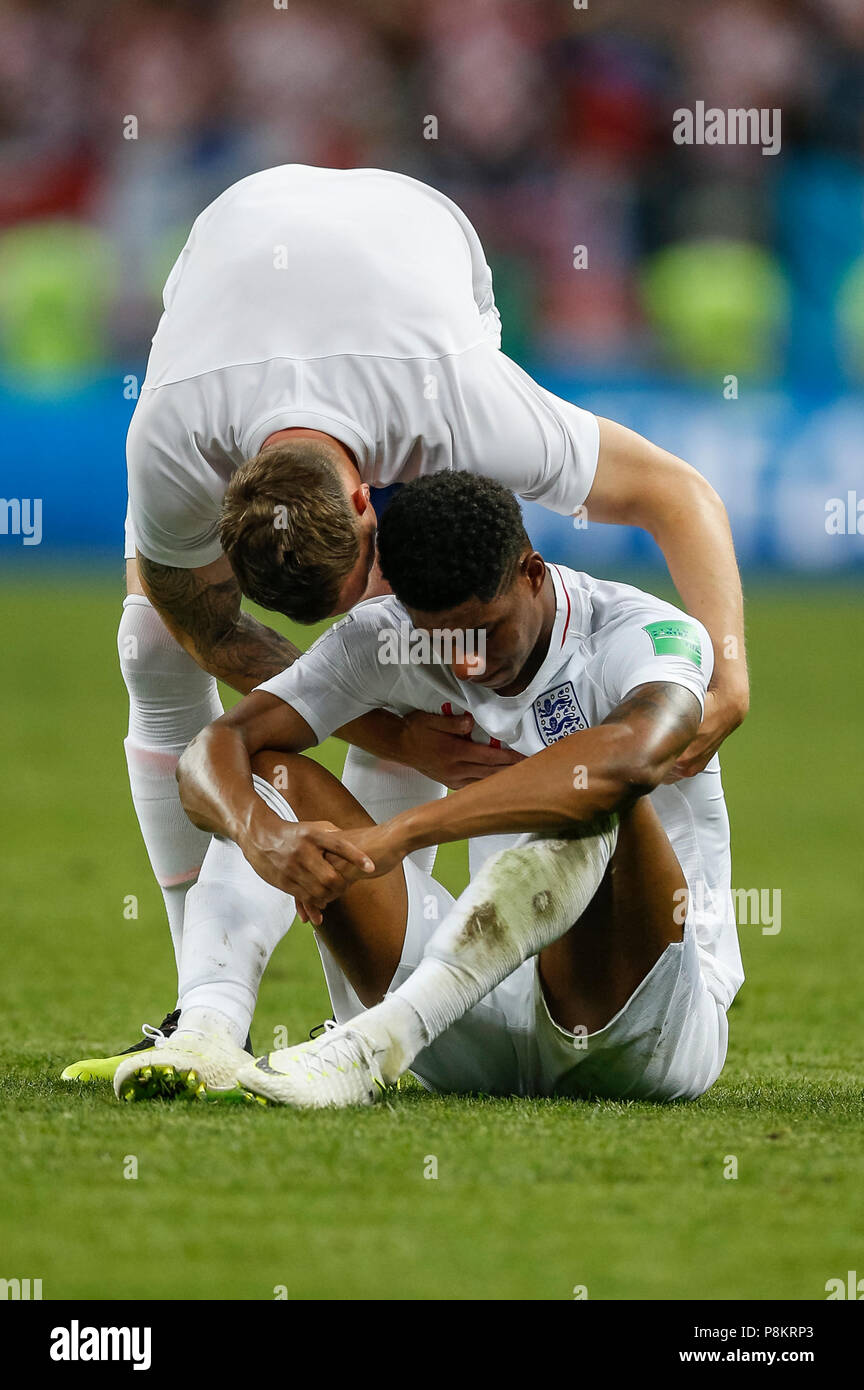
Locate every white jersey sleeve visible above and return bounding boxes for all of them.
[596,601,713,716]
[254,601,399,743]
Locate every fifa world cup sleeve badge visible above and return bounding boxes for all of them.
[642,620,702,667]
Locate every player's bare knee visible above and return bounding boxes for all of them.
[249,749,345,817]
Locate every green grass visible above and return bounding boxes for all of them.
[0,574,862,1301]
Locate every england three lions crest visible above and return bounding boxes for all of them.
[533,682,589,745]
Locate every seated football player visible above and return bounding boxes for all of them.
[113,472,744,1106]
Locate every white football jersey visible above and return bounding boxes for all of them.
[126,164,599,568]
[258,563,744,1011]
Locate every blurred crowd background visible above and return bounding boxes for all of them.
[3,0,864,380]
[1,0,862,568]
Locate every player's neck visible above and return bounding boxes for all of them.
[261,426,358,471]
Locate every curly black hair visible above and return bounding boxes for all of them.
[377,472,531,611]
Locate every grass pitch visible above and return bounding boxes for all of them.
[0,573,862,1301]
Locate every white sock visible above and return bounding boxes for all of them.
[160,885,192,986]
[119,595,223,975]
[341,743,446,875]
[356,821,618,1081]
[177,777,298,1045]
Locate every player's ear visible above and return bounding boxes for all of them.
[351,483,371,516]
[523,550,546,594]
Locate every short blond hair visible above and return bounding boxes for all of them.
[219,440,360,622]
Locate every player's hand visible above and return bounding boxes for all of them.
[398,709,524,789]
[242,819,374,925]
[324,822,407,886]
[666,678,749,780]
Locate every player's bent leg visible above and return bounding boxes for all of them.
[250,750,411,1008]
[116,752,410,1103]
[534,798,728,1103]
[239,799,727,1109]
[239,814,620,1109]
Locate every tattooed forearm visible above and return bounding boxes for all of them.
[137,555,300,693]
[208,611,301,691]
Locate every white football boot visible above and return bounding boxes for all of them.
[114,1020,251,1103]
[237,1020,391,1109]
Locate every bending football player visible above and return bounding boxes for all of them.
[114,473,743,1106]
